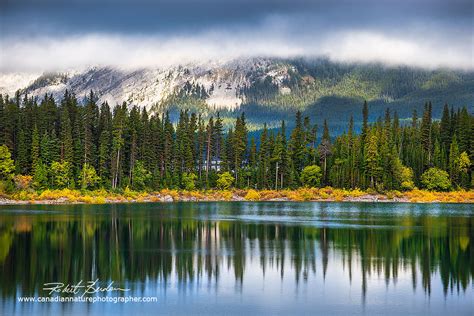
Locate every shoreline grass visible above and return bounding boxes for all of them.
[1,187,473,205]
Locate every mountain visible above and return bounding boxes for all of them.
[1,58,473,131]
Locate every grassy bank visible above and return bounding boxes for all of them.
[1,187,473,204]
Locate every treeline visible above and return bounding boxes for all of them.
[0,90,472,192]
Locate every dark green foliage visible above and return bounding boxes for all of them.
[0,91,472,192]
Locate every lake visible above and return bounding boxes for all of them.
[0,202,472,315]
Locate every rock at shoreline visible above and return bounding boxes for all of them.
[161,195,173,202]
[267,198,290,201]
[232,195,245,201]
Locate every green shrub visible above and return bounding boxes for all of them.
[80,163,100,190]
[0,145,15,181]
[131,161,151,190]
[421,167,451,191]
[300,165,322,188]
[217,172,234,190]
[50,161,73,189]
[182,172,197,190]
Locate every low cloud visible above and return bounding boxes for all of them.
[1,23,472,73]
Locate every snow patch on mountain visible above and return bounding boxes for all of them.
[0,58,294,111]
[0,72,40,96]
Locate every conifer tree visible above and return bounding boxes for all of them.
[440,103,451,153]
[318,119,332,184]
[233,113,247,186]
[31,125,40,174]
[59,105,74,164]
[364,130,381,189]
[111,103,126,189]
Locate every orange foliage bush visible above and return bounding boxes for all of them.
[13,175,33,190]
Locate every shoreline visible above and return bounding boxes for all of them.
[1,188,473,205]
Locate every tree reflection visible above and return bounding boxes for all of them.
[0,203,472,301]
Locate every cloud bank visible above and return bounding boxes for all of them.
[1,1,472,72]
[2,31,472,73]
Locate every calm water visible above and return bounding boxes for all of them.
[0,202,472,315]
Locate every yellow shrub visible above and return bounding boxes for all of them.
[319,190,329,199]
[38,189,52,200]
[294,188,314,201]
[190,191,204,199]
[219,190,233,201]
[321,187,334,195]
[161,189,179,200]
[38,189,81,201]
[366,188,377,195]
[123,186,140,199]
[406,189,438,202]
[90,188,108,197]
[13,190,37,201]
[78,196,94,204]
[245,189,261,201]
[149,195,161,202]
[286,192,301,201]
[332,190,345,201]
[386,190,403,200]
[258,190,281,200]
[94,196,106,204]
[349,188,366,197]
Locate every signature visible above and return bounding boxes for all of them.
[43,279,130,297]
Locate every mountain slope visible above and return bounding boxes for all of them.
[1,58,472,130]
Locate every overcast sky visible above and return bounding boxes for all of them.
[1,0,472,72]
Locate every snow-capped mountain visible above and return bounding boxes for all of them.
[0,58,294,111]
[1,57,472,125]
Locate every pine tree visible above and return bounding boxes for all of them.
[59,105,74,164]
[420,102,433,166]
[83,90,98,169]
[162,112,175,186]
[72,110,83,178]
[271,130,285,190]
[232,113,248,186]
[458,107,471,154]
[128,106,140,186]
[289,111,306,174]
[448,135,460,185]
[258,124,270,189]
[213,113,224,164]
[249,136,257,188]
[16,129,28,174]
[31,125,40,174]
[98,103,112,186]
[318,119,332,184]
[364,130,381,189]
[40,133,52,166]
[440,103,451,153]
[362,101,369,142]
[111,103,126,189]
[205,117,214,186]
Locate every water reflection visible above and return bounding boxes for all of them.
[0,202,472,312]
